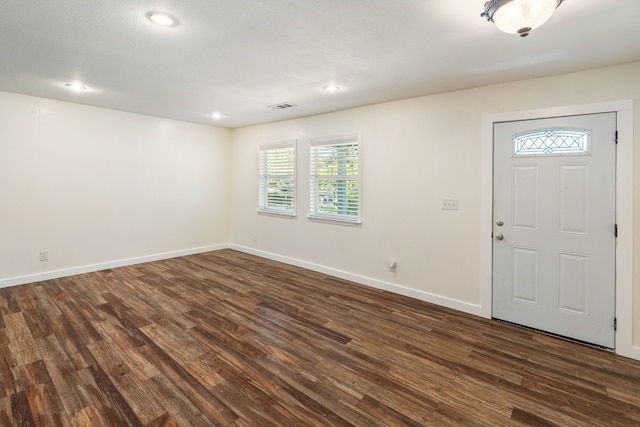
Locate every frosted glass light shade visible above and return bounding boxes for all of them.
[482,0,563,37]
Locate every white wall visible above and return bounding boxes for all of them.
[0,91,231,285]
[229,62,640,350]
[230,99,486,313]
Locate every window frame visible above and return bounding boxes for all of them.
[257,140,297,217]
[308,133,361,225]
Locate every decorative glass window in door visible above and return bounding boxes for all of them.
[513,129,590,156]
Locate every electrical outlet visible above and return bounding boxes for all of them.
[39,250,48,261]
[442,199,458,211]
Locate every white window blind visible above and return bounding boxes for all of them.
[258,141,296,215]
[309,134,360,223]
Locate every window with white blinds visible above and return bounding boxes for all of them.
[309,134,360,223]
[258,141,296,215]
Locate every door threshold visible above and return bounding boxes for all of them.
[492,318,614,352]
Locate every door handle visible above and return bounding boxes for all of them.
[495,233,504,240]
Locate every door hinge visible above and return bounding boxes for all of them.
[615,131,618,144]
[614,318,617,331]
[615,224,618,238]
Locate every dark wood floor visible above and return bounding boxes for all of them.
[0,249,639,426]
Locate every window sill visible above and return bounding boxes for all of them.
[257,209,296,219]
[308,214,361,226]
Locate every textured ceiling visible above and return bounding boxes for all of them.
[1,0,639,128]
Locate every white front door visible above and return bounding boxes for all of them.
[493,113,616,348]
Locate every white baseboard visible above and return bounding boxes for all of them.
[632,346,640,360]
[5,243,635,360]
[2,243,482,317]
[230,244,483,317]
[0,244,229,289]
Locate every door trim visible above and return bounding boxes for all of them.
[481,100,636,360]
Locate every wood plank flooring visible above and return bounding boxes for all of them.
[0,249,639,426]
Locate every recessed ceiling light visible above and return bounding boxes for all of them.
[146,11,179,27]
[65,83,87,92]
[324,85,340,92]
[211,112,223,120]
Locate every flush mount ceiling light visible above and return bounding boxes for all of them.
[481,0,564,37]
[211,112,223,120]
[65,82,87,92]
[146,11,179,27]
[323,84,340,93]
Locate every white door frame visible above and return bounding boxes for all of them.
[480,100,636,360]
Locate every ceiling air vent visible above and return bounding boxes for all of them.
[268,102,297,110]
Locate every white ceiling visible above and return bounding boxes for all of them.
[1,0,639,128]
